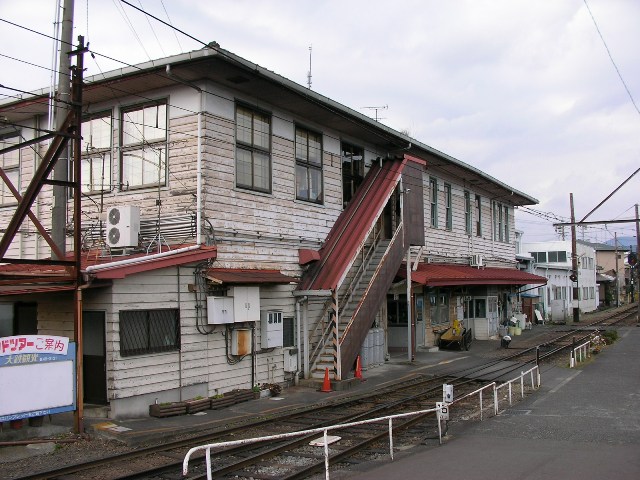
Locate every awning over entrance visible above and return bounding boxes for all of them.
[401,263,548,287]
[205,268,297,285]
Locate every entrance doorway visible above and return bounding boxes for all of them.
[83,311,107,404]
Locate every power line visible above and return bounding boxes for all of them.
[583,0,640,117]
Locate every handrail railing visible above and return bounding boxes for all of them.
[338,225,383,311]
[183,405,441,480]
[184,367,543,480]
[570,340,591,368]
[494,365,540,411]
[340,221,403,344]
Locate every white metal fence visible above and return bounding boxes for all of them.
[570,340,591,368]
[183,366,541,480]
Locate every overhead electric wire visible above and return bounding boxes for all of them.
[110,0,152,61]
[160,0,183,52]
[583,0,640,117]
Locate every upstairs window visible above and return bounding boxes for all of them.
[0,135,20,205]
[121,102,167,189]
[444,183,452,230]
[430,177,438,228]
[475,195,482,236]
[503,205,510,242]
[464,190,472,235]
[295,126,323,203]
[341,142,364,207]
[236,105,271,193]
[81,112,112,193]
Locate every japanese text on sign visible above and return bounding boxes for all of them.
[0,335,69,356]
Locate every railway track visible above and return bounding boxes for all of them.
[12,305,634,480]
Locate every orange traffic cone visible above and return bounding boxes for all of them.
[320,367,332,392]
[355,355,363,379]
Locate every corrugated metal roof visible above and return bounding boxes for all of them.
[401,263,548,287]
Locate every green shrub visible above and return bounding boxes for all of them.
[602,330,618,344]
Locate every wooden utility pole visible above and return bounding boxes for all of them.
[570,194,579,322]
[636,204,639,322]
[614,232,619,308]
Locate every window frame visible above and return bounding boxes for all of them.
[444,183,452,230]
[464,190,472,235]
[119,308,180,357]
[475,194,482,236]
[341,141,365,208]
[235,104,272,194]
[81,111,113,194]
[430,177,438,228]
[120,101,168,190]
[295,125,323,204]
[0,134,20,206]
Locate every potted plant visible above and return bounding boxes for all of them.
[185,396,211,414]
[149,401,187,418]
[252,384,261,399]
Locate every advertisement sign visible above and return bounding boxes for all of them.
[0,336,76,422]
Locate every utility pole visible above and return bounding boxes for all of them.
[614,232,619,308]
[52,0,74,258]
[570,193,579,322]
[636,204,639,322]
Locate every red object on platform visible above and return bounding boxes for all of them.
[355,355,363,379]
[321,367,332,392]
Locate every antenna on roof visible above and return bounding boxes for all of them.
[307,45,312,89]
[362,105,388,122]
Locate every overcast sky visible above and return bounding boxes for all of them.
[1,0,639,246]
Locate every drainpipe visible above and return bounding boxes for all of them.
[294,296,306,385]
[196,93,203,245]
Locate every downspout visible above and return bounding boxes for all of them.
[177,265,183,400]
[294,296,306,385]
[197,92,203,244]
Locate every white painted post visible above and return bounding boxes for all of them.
[494,384,498,415]
[521,371,525,398]
[437,409,443,445]
[324,429,330,480]
[480,389,484,421]
[205,448,212,480]
[508,382,513,405]
[388,418,394,460]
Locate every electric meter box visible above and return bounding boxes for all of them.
[261,310,283,348]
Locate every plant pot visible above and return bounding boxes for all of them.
[149,401,187,418]
[185,398,211,414]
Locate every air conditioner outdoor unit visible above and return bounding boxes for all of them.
[106,205,140,248]
[470,254,484,268]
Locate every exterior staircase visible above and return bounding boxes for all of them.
[299,157,409,381]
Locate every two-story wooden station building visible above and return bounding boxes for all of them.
[0,44,546,418]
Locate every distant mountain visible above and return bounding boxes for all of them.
[604,236,637,252]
